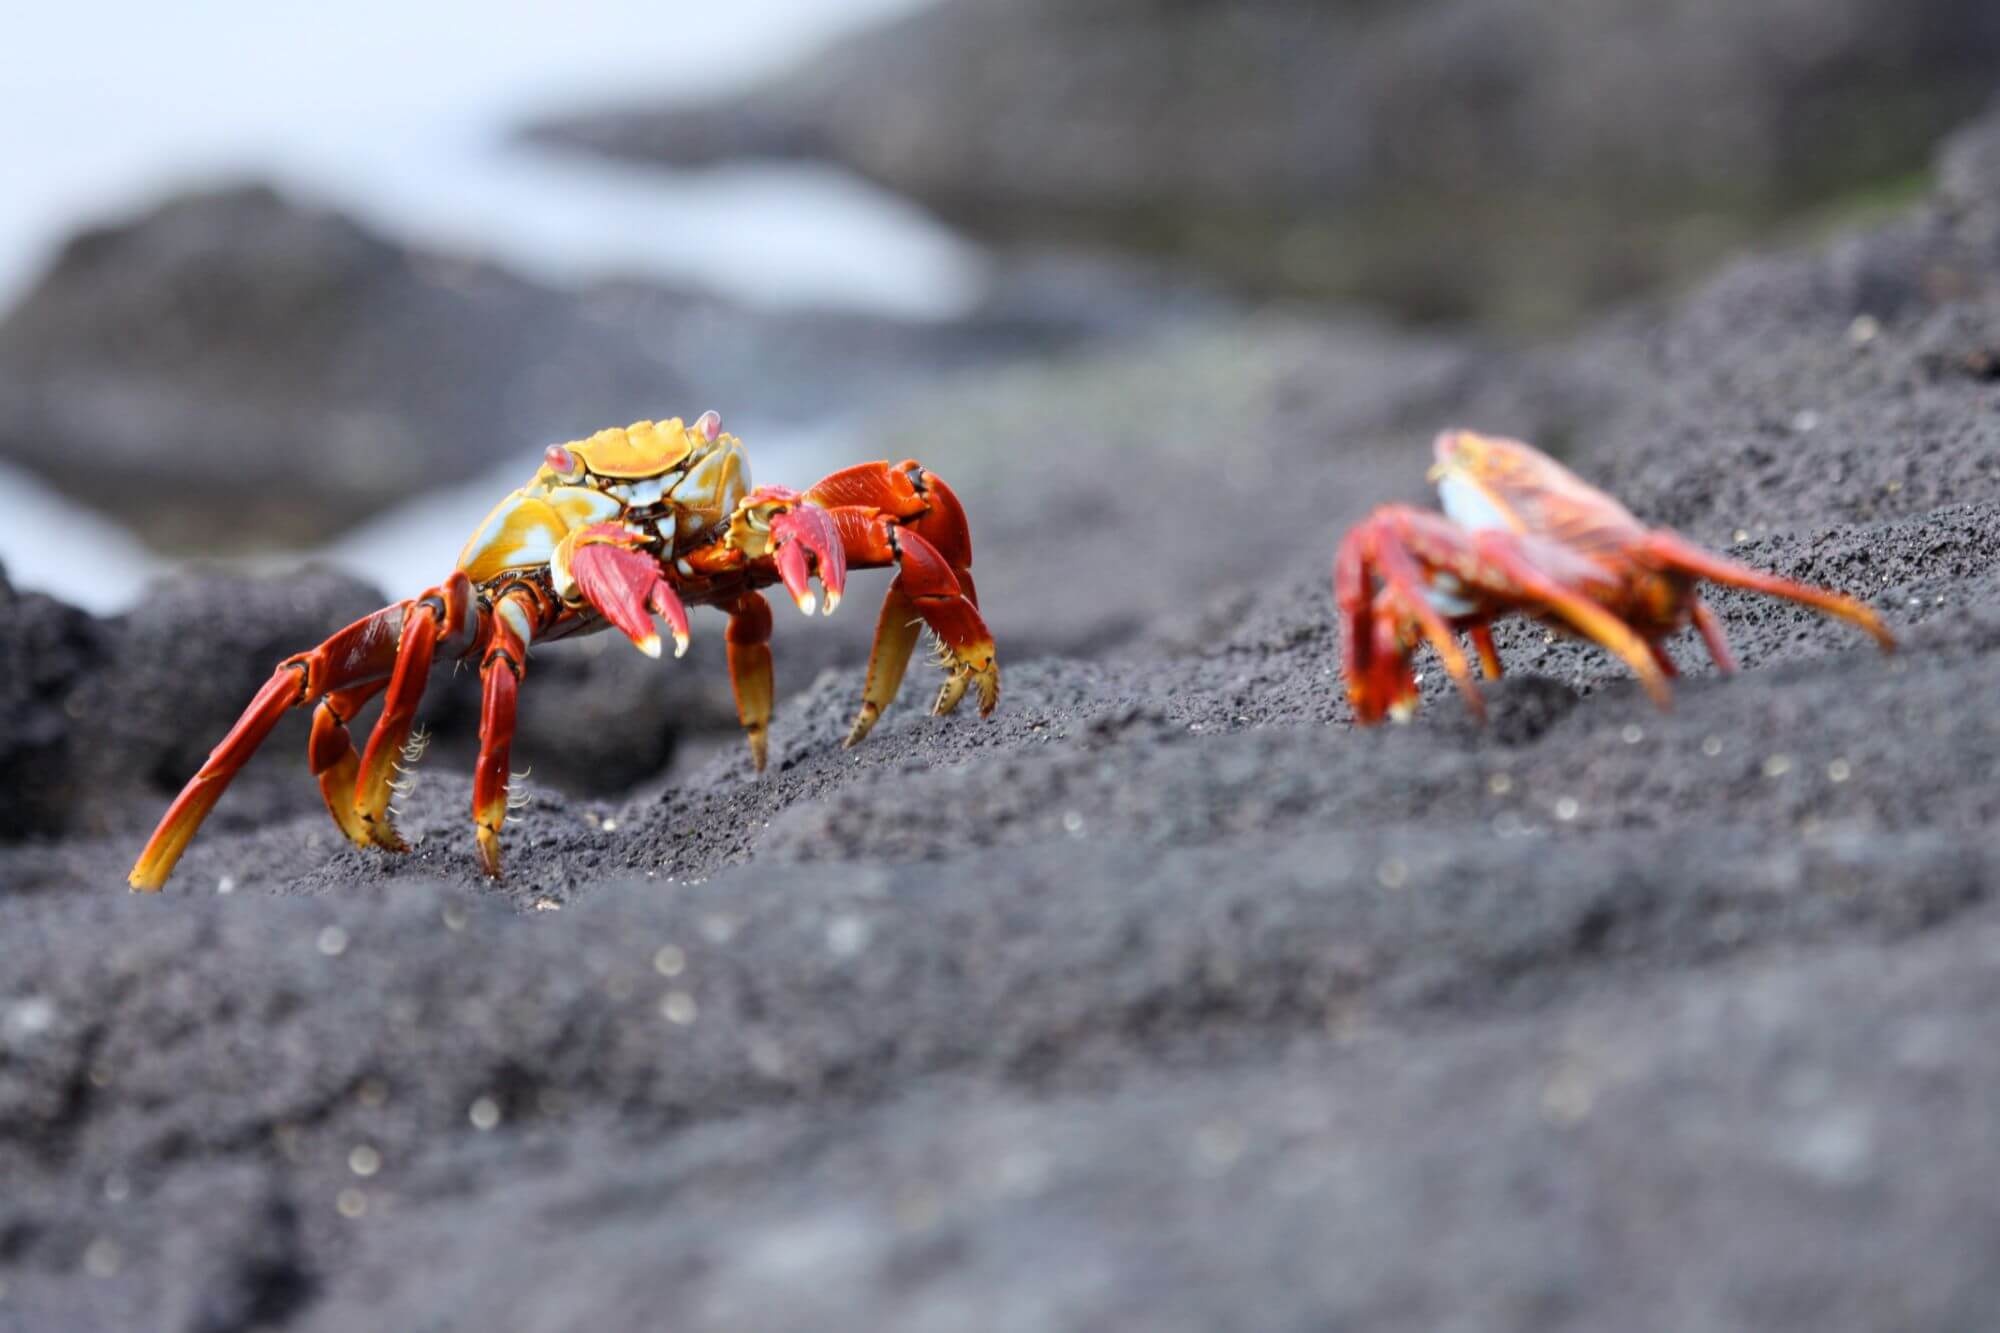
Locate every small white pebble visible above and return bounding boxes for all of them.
[826,915,871,958]
[468,1096,501,1131]
[102,1174,130,1204]
[336,1188,368,1219]
[83,1238,121,1278]
[1375,858,1409,890]
[1847,314,1881,346]
[215,875,236,896]
[1732,529,1751,545]
[653,945,686,977]
[601,818,619,833]
[1540,1064,1596,1124]
[662,991,698,1026]
[531,897,561,912]
[1791,410,1820,434]
[5,997,55,1037]
[1620,724,1644,745]
[1554,797,1580,822]
[1763,754,1794,778]
[700,914,737,945]
[348,1145,382,1178]
[1487,772,1514,796]
[1701,736,1724,757]
[315,926,349,958]
[1828,758,1853,783]
[1062,810,1086,836]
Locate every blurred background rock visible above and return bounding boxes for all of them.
[535,0,2000,328]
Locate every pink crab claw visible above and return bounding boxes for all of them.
[566,525,691,657]
[769,503,847,616]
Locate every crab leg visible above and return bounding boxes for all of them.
[1468,623,1505,680]
[351,605,443,852]
[725,592,776,770]
[836,518,998,744]
[128,599,415,891]
[309,681,390,849]
[1690,599,1738,673]
[471,590,536,878]
[1472,532,1673,707]
[1641,532,1897,652]
[846,586,924,748]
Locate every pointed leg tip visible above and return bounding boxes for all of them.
[794,592,817,617]
[635,633,664,659]
[476,827,503,879]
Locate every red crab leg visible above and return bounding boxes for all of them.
[846,586,923,748]
[1640,532,1897,652]
[797,460,995,743]
[1471,531,1673,708]
[726,591,776,770]
[1366,522,1485,717]
[837,519,997,744]
[806,459,975,572]
[128,597,417,891]
[1690,599,1738,674]
[350,604,444,852]
[471,589,535,878]
[309,681,390,850]
[1468,623,1504,680]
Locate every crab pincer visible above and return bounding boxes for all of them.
[767,502,847,616]
[553,522,691,658]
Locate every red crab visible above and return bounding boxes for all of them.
[130,412,997,889]
[1334,430,1896,723]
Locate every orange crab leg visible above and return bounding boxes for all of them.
[846,586,925,748]
[725,591,776,770]
[1468,623,1504,680]
[128,600,416,891]
[351,602,444,852]
[1472,532,1674,708]
[309,681,390,850]
[837,518,998,743]
[471,590,534,879]
[1690,599,1738,673]
[1640,532,1897,652]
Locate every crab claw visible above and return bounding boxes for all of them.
[769,504,847,617]
[558,523,689,658]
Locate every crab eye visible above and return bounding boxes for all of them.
[695,410,721,442]
[544,444,580,479]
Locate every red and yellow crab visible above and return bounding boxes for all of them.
[1335,430,1895,723]
[130,412,998,889]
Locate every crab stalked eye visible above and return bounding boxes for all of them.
[544,444,581,479]
[696,410,722,442]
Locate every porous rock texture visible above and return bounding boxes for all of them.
[7,111,2000,1333]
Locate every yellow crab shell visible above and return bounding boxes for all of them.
[455,415,750,584]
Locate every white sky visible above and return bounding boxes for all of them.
[0,0,980,314]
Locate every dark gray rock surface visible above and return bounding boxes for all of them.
[7,107,2000,1333]
[531,0,2000,327]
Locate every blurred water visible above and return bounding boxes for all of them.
[0,0,974,613]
